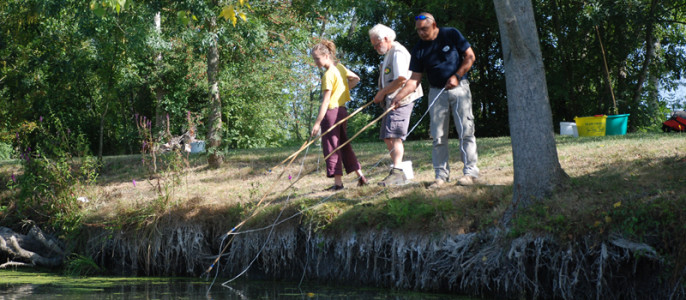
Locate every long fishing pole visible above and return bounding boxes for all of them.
[205,102,376,277]
[324,87,446,161]
[323,104,395,160]
[205,100,375,277]
[205,88,446,278]
[207,89,447,284]
[273,100,375,170]
[202,142,305,277]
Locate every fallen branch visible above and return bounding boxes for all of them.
[0,261,35,269]
[0,226,66,267]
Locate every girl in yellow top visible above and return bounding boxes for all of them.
[310,40,367,190]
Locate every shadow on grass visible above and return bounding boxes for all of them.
[511,152,686,240]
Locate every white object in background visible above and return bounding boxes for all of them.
[77,197,89,203]
[560,122,578,137]
[190,141,205,153]
[390,161,414,180]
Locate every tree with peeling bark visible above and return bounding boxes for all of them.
[493,0,569,225]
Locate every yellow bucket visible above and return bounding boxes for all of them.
[575,115,607,136]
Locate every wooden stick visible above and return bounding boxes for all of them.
[206,100,377,276]
[595,25,617,114]
[272,100,375,170]
[324,104,395,160]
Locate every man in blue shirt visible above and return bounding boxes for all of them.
[391,12,479,188]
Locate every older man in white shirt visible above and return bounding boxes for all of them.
[369,24,423,186]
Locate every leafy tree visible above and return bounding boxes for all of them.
[536,0,686,130]
[1,1,142,158]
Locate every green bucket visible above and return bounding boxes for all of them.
[605,114,629,135]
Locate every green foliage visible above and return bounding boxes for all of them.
[134,113,194,212]
[2,0,686,155]
[606,195,686,242]
[346,112,377,143]
[309,190,461,233]
[510,202,572,238]
[385,197,436,227]
[64,254,103,276]
[9,115,99,234]
[0,142,13,161]
[535,0,686,131]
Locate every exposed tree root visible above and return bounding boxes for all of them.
[87,221,210,276]
[88,221,682,299]
[0,225,65,267]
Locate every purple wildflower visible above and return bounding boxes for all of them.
[288,174,292,180]
[39,116,43,122]
[15,132,19,140]
[132,179,137,187]
[11,173,15,183]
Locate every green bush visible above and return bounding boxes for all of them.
[346,112,377,142]
[64,254,103,276]
[0,142,12,160]
[10,115,99,234]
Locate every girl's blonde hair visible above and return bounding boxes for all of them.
[311,39,337,62]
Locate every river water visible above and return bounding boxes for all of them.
[0,270,476,299]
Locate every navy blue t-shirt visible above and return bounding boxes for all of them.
[409,27,471,88]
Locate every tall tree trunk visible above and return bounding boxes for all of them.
[648,40,661,123]
[154,11,166,129]
[307,89,317,139]
[550,0,575,121]
[291,100,302,141]
[631,0,658,108]
[347,10,358,36]
[493,0,569,225]
[319,11,328,38]
[98,102,109,161]
[207,16,223,168]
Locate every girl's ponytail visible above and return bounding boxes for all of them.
[311,39,338,63]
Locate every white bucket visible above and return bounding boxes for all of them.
[560,122,578,137]
[190,141,205,153]
[390,161,414,180]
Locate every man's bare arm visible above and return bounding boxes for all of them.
[374,76,407,103]
[390,72,422,108]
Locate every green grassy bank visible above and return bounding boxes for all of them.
[1,132,685,297]
[1,132,685,249]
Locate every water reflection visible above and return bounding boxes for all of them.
[1,277,473,300]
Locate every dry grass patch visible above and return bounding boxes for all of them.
[1,133,685,240]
